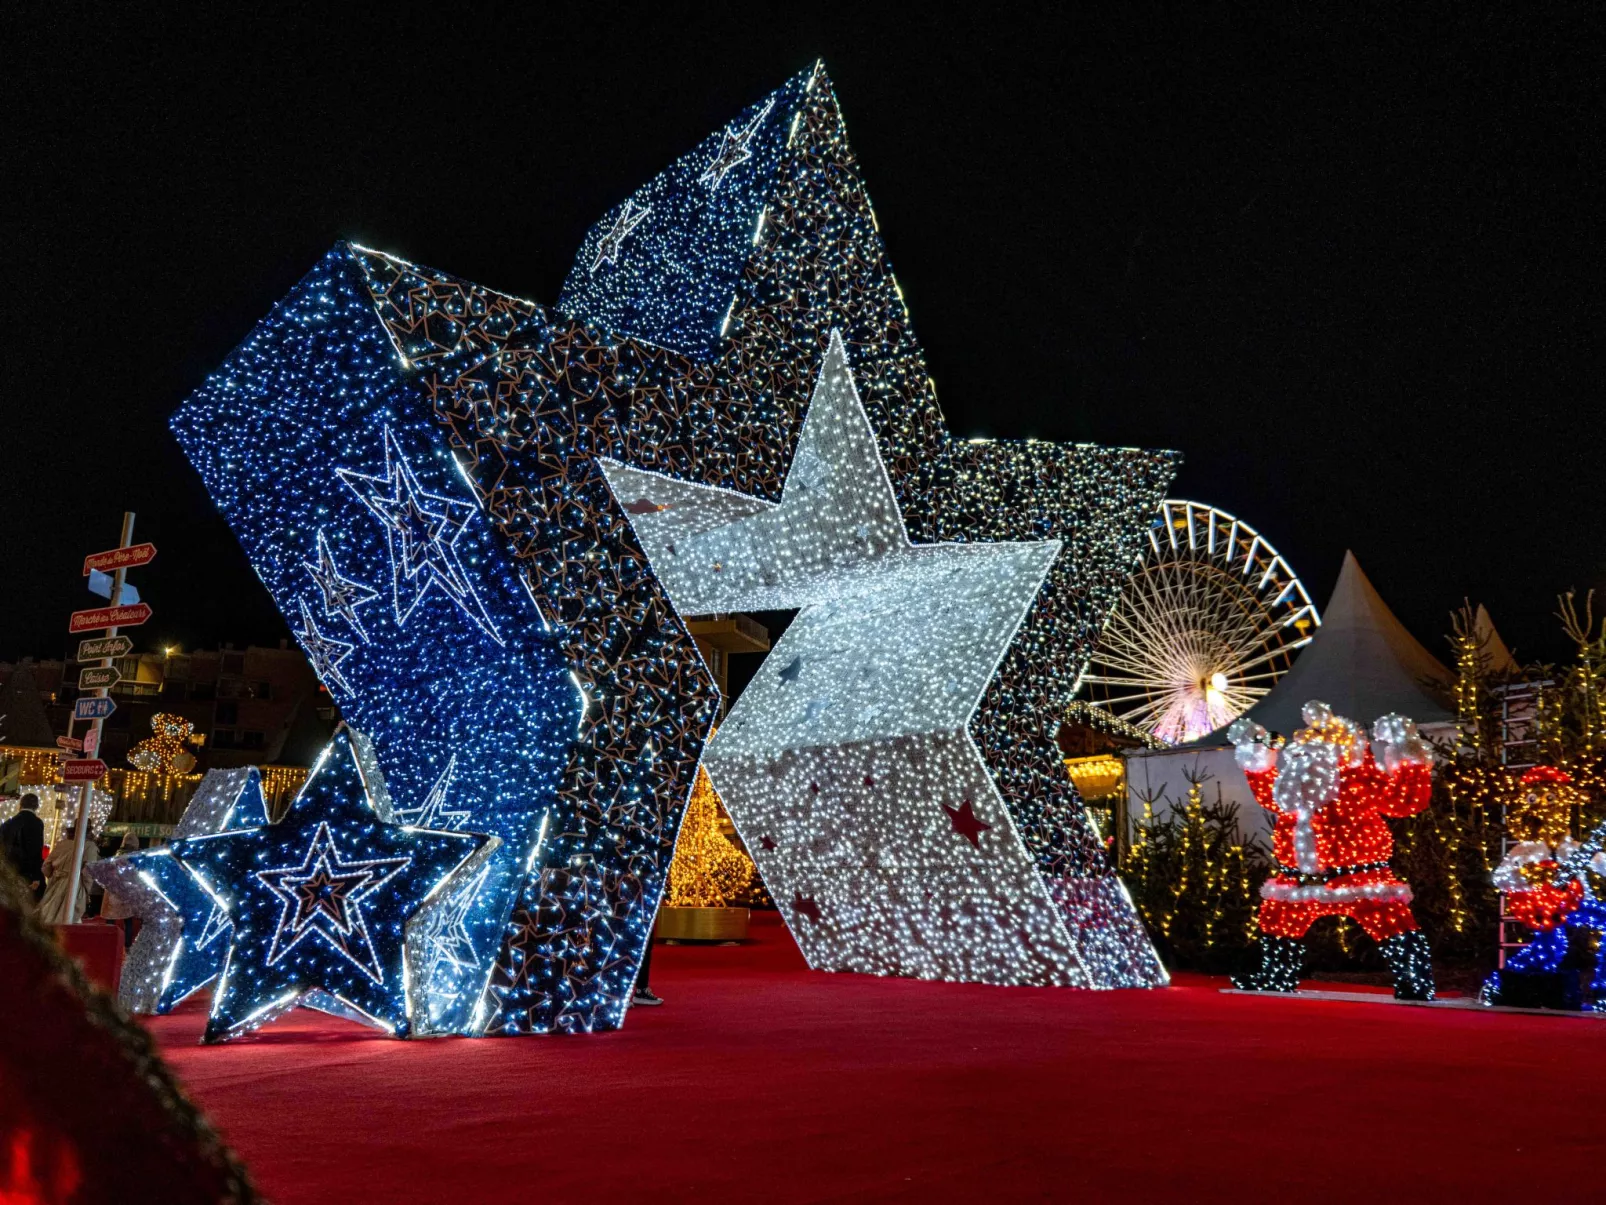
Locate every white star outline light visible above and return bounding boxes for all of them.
[335,429,504,644]
[302,528,380,643]
[254,821,410,984]
[294,596,356,696]
[396,753,470,830]
[589,198,652,273]
[698,97,775,190]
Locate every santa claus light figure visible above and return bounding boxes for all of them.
[1228,701,1436,999]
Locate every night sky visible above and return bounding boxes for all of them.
[8,8,1602,668]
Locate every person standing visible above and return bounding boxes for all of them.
[1,793,47,902]
[99,830,143,948]
[39,823,100,924]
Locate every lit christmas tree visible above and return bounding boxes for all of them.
[666,766,755,908]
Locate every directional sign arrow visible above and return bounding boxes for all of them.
[74,697,117,722]
[77,635,134,660]
[83,543,157,576]
[56,736,84,752]
[61,759,109,784]
[69,602,152,633]
[79,665,122,690]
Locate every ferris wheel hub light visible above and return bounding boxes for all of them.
[1209,672,1229,694]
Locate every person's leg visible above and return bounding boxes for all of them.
[633,934,663,1005]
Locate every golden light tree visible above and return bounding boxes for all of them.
[666,766,755,908]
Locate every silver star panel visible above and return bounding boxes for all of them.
[603,334,1093,985]
[87,767,269,1014]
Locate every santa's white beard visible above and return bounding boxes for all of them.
[1273,743,1344,874]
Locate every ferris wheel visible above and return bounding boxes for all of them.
[1078,500,1320,745]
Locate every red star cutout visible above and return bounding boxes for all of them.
[792,892,822,923]
[942,799,990,848]
[287,865,370,932]
[760,835,777,851]
[862,775,875,787]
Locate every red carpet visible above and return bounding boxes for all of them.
[147,914,1604,1203]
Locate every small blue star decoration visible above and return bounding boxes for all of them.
[169,728,496,1043]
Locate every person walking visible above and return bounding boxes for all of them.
[39,823,100,924]
[1,793,47,902]
[99,830,143,947]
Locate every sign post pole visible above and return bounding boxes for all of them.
[58,511,136,925]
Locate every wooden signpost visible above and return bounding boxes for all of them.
[55,513,154,926]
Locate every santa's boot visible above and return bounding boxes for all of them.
[1379,930,1436,1001]
[1231,935,1305,992]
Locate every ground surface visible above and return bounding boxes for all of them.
[149,914,1605,1204]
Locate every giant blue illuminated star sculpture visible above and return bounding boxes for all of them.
[169,729,496,1043]
[86,767,270,1014]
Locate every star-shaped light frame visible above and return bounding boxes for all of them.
[169,728,496,1043]
[303,527,380,642]
[588,198,652,272]
[699,96,775,190]
[604,334,1090,985]
[337,427,502,644]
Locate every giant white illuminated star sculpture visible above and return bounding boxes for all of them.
[336,428,502,643]
[602,333,1096,987]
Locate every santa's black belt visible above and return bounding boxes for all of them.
[1275,860,1392,886]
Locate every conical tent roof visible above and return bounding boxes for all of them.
[1473,604,1519,674]
[1193,551,1453,742]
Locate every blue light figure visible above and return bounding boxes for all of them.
[1482,821,1606,1010]
[169,729,495,1043]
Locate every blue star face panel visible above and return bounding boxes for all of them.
[87,767,270,1014]
[170,730,493,1043]
[169,251,575,1034]
[560,71,809,358]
